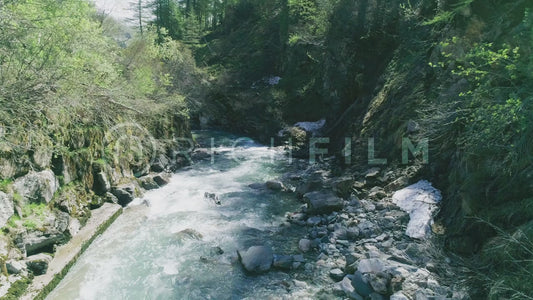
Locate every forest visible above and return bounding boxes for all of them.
[1,0,533,299]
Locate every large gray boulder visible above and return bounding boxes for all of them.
[0,192,14,228]
[25,253,52,275]
[304,191,344,215]
[237,245,273,274]
[15,211,69,256]
[13,170,59,204]
[265,180,284,191]
[392,180,442,239]
[111,183,138,207]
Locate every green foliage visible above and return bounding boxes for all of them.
[0,276,31,300]
[0,179,12,193]
[423,0,475,25]
[6,215,20,228]
[21,203,48,218]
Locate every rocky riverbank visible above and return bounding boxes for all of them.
[236,157,470,299]
[0,125,192,299]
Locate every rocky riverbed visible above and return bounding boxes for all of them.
[6,130,470,300]
[236,157,470,299]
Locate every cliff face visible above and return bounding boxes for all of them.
[196,0,533,297]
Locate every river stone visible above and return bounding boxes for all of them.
[174,228,203,242]
[307,216,322,226]
[192,148,212,160]
[265,180,284,191]
[273,254,293,270]
[151,154,170,172]
[304,191,344,215]
[339,275,364,300]
[330,268,345,281]
[352,271,374,297]
[365,168,380,179]
[370,293,387,300]
[139,175,159,190]
[238,245,273,274]
[0,192,14,228]
[13,170,59,204]
[358,258,387,274]
[332,177,354,198]
[299,238,312,252]
[25,253,52,275]
[390,292,409,300]
[249,183,266,190]
[392,180,442,239]
[369,272,391,294]
[111,184,136,207]
[153,173,171,186]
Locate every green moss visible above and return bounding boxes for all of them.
[12,193,22,206]
[6,215,20,228]
[0,277,32,300]
[21,203,48,218]
[22,219,37,230]
[0,179,12,193]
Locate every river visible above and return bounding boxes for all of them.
[46,131,316,299]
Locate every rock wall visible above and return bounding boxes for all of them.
[0,112,191,298]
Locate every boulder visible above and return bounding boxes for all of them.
[358,220,381,238]
[67,218,81,236]
[237,245,273,274]
[304,191,344,215]
[332,177,354,198]
[209,246,224,256]
[265,180,284,191]
[390,292,409,300]
[153,173,171,187]
[151,154,170,172]
[111,184,136,207]
[204,192,221,205]
[191,148,212,160]
[104,192,119,204]
[358,258,387,274]
[14,210,69,256]
[6,259,26,274]
[295,177,324,196]
[369,272,391,295]
[352,271,374,297]
[339,275,364,300]
[93,171,111,195]
[392,180,442,239]
[13,170,58,204]
[25,253,52,275]
[174,228,203,242]
[248,183,266,190]
[330,268,345,281]
[139,175,159,190]
[0,192,14,228]
[298,238,312,252]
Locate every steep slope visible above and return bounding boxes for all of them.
[194,0,533,297]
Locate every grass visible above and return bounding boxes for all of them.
[0,179,12,193]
